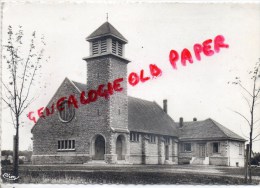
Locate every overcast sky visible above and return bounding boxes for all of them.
[1,2,260,152]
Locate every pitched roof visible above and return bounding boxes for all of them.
[72,81,178,137]
[128,97,178,137]
[72,80,87,91]
[86,22,128,43]
[179,118,246,141]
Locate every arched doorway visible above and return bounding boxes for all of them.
[94,135,105,160]
[116,135,126,160]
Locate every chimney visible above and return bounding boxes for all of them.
[163,99,167,113]
[193,117,197,121]
[179,117,183,128]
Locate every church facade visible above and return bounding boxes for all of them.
[31,22,245,166]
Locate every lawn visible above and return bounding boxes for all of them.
[1,164,260,185]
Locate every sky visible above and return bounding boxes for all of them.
[1,2,260,152]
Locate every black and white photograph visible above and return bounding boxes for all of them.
[0,1,260,187]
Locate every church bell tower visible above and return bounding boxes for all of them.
[83,21,130,163]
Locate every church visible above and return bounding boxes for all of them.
[31,21,246,166]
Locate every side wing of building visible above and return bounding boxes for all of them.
[178,118,246,167]
[128,97,179,164]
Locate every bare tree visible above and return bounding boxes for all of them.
[230,59,260,183]
[1,25,46,180]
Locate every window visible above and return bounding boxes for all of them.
[165,137,170,144]
[130,132,139,142]
[149,135,156,143]
[92,41,99,55]
[239,143,242,155]
[183,143,191,152]
[213,142,219,153]
[58,140,75,151]
[59,101,75,123]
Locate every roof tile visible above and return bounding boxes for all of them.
[87,22,128,43]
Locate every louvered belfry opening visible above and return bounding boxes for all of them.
[92,40,99,55]
[117,42,122,56]
[87,22,128,58]
[101,39,107,53]
[91,38,123,57]
[112,39,117,54]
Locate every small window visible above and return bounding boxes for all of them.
[213,142,219,153]
[58,140,75,151]
[61,141,64,149]
[183,143,191,152]
[65,140,68,149]
[59,101,75,123]
[58,141,61,149]
[68,140,71,149]
[118,108,120,115]
[165,137,170,144]
[149,135,156,143]
[239,143,242,155]
[130,132,139,142]
[72,140,75,149]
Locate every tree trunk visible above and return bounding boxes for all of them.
[249,129,253,183]
[245,144,249,183]
[13,117,19,182]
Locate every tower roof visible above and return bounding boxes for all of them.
[86,22,128,43]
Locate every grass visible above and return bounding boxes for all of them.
[2,170,254,184]
[1,164,260,184]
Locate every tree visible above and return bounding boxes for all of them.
[230,59,260,183]
[1,150,13,159]
[1,25,46,180]
[251,152,260,165]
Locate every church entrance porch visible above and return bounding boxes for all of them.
[92,135,105,160]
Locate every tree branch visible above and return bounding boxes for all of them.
[242,94,251,110]
[238,83,253,98]
[19,50,43,112]
[232,110,251,127]
[1,80,15,99]
[19,96,36,115]
[1,97,15,113]
[253,133,260,140]
[253,118,260,125]
[253,139,260,142]
[239,123,250,139]
[18,37,34,112]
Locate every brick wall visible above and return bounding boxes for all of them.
[86,56,129,163]
[32,54,129,164]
